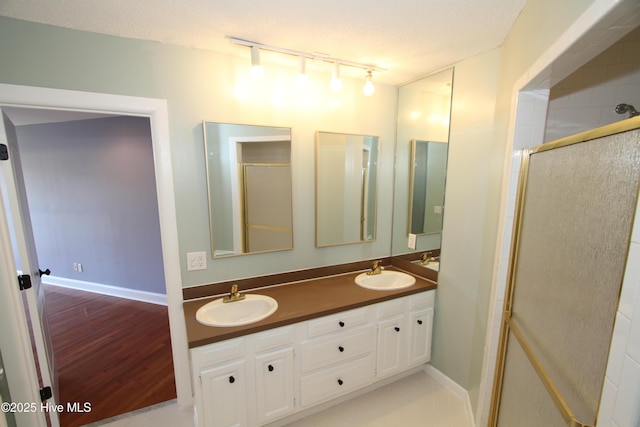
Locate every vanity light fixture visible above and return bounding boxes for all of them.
[296,55,309,86]
[250,45,264,80]
[228,36,385,94]
[330,62,343,93]
[363,70,375,96]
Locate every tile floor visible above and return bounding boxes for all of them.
[87,369,472,427]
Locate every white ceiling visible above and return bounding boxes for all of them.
[0,0,527,86]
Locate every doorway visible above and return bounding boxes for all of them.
[3,109,174,425]
[0,84,190,427]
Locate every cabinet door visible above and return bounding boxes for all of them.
[255,347,295,425]
[200,360,247,427]
[376,315,405,378]
[408,307,433,367]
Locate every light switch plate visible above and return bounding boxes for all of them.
[186,251,207,271]
[408,233,417,250]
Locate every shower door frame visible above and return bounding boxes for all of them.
[489,116,640,427]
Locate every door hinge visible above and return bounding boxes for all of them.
[40,386,52,401]
[0,144,8,161]
[18,274,32,290]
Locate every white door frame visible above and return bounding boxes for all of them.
[0,84,192,410]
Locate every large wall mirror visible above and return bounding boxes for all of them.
[391,68,454,260]
[316,131,379,247]
[203,122,293,257]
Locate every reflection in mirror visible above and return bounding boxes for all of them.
[409,140,448,235]
[203,122,293,257]
[391,67,453,261]
[316,131,379,247]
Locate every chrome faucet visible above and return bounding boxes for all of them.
[223,284,246,303]
[419,252,439,266]
[367,260,385,275]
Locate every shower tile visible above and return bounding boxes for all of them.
[612,356,640,427]
[605,312,632,385]
[597,378,616,427]
[619,243,640,319]
[631,199,640,244]
[627,297,640,364]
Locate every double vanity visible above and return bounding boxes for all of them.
[186,66,453,426]
[184,263,436,427]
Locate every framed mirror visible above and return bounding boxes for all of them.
[203,122,293,257]
[391,67,453,260]
[315,131,379,247]
[408,140,448,235]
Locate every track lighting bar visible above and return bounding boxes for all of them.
[227,36,386,73]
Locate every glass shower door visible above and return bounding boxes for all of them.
[490,118,640,426]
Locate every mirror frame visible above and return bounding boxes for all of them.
[315,131,380,248]
[203,121,294,258]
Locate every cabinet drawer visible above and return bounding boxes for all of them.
[377,297,406,318]
[300,354,375,407]
[301,326,374,373]
[410,290,435,310]
[307,306,370,337]
[254,325,295,353]
[191,337,246,368]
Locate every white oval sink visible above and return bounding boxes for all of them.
[196,294,278,327]
[355,270,416,291]
[424,261,439,272]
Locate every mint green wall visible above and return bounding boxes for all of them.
[0,17,398,287]
[433,0,598,417]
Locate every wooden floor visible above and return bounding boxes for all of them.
[42,284,176,427]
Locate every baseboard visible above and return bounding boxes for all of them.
[424,364,476,426]
[43,275,167,306]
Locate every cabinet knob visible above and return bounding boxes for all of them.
[339,321,345,327]
[229,375,235,384]
[337,379,344,386]
[394,326,400,332]
[268,364,274,372]
[338,346,345,352]
[417,319,423,325]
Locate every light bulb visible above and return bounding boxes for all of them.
[250,45,264,80]
[330,62,342,92]
[362,70,375,96]
[296,56,308,86]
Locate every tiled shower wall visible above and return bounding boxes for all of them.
[544,25,640,143]
[598,185,640,426]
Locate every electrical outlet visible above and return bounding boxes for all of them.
[186,251,207,271]
[73,263,83,272]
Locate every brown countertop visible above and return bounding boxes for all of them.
[184,268,437,348]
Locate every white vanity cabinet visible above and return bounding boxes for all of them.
[191,326,296,427]
[190,289,435,427]
[375,291,435,379]
[376,298,406,378]
[407,292,435,367]
[253,327,296,425]
[192,338,250,427]
[299,306,376,407]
